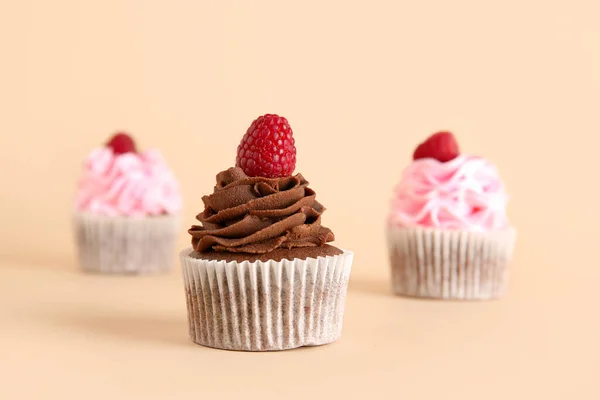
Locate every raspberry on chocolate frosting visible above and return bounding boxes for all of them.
[188,167,339,257]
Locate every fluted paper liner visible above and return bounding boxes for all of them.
[180,249,353,351]
[387,226,516,300]
[74,213,179,274]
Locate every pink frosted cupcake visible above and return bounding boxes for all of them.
[387,131,516,300]
[74,132,182,274]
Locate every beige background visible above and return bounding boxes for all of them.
[1,0,599,398]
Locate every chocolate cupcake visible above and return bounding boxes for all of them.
[180,114,353,351]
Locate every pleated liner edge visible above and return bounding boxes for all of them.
[180,248,353,351]
[74,213,180,274]
[387,226,516,300]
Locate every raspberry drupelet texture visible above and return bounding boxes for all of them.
[236,114,297,178]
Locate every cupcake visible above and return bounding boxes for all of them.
[387,131,516,300]
[74,132,182,274]
[180,114,353,351]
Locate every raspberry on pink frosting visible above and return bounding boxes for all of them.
[389,155,509,232]
[75,147,182,217]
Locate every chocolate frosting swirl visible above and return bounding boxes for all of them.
[188,167,336,254]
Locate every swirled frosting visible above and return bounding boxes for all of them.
[189,167,337,255]
[75,147,182,216]
[389,155,509,232]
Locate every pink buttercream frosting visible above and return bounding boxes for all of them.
[75,147,182,217]
[389,155,509,232]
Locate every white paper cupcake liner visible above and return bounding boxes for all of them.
[387,226,516,300]
[74,213,180,274]
[179,248,353,351]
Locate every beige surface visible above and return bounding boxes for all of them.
[1,0,599,398]
[1,249,599,399]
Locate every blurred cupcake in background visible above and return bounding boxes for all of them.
[74,132,181,274]
[387,131,516,300]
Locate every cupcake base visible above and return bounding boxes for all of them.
[387,226,516,300]
[74,213,179,274]
[179,248,353,351]
[189,244,343,263]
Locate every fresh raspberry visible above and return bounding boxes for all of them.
[106,132,137,155]
[413,131,460,162]
[236,114,297,177]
